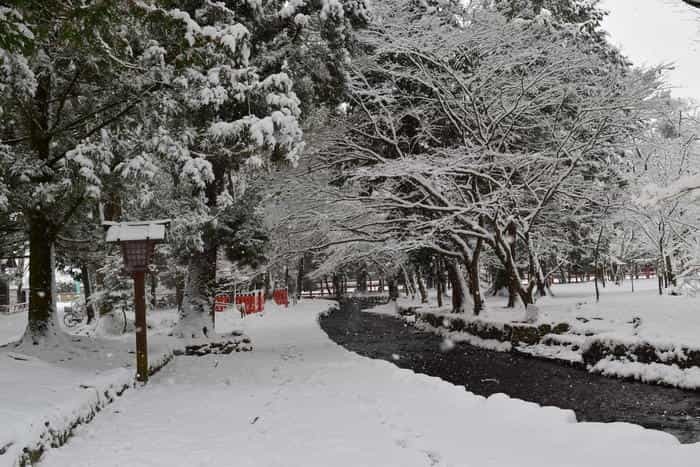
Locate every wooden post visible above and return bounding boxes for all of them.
[133,271,148,383]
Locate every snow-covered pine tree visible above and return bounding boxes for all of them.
[129,1,369,339]
[0,1,179,346]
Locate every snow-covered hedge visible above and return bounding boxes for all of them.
[396,305,700,390]
[582,336,700,369]
[8,352,173,467]
[412,310,571,347]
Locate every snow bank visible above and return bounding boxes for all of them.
[0,307,189,466]
[591,358,700,390]
[368,280,700,389]
[0,349,173,467]
[414,319,513,352]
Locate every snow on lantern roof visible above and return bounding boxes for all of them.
[104,220,169,243]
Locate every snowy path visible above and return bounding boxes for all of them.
[43,301,699,467]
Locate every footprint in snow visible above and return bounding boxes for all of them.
[424,450,441,466]
[394,438,409,448]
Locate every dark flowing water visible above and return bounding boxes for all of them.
[320,301,700,444]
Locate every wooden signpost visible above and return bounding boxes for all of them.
[104,220,169,383]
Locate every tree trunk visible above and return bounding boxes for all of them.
[357,268,368,293]
[426,269,434,290]
[594,222,605,303]
[82,263,95,324]
[446,261,462,312]
[466,256,483,315]
[22,220,58,345]
[331,274,341,300]
[265,271,273,299]
[665,255,676,288]
[416,268,428,304]
[21,73,62,345]
[506,222,518,307]
[297,256,304,300]
[175,278,184,313]
[527,237,547,298]
[446,260,471,313]
[174,244,216,339]
[491,268,509,296]
[401,266,413,298]
[630,265,635,293]
[387,276,399,301]
[176,159,229,338]
[491,221,532,308]
[436,258,444,308]
[15,259,25,303]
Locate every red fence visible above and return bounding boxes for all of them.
[272,288,289,306]
[235,291,264,314]
[214,294,232,313]
[214,288,288,315]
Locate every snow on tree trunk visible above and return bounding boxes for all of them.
[174,254,215,340]
[82,263,95,324]
[19,239,67,349]
[446,260,473,313]
[401,266,413,298]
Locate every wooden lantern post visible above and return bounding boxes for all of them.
[105,221,169,383]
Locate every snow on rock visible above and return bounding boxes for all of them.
[40,300,700,467]
[518,343,584,364]
[415,319,513,353]
[591,358,700,390]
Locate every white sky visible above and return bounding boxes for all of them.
[600,0,700,102]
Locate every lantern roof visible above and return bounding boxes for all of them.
[104,220,169,243]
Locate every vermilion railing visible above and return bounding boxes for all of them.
[214,288,289,315]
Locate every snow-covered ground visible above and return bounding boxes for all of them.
[35,300,700,467]
[390,279,700,349]
[0,301,84,347]
[485,279,700,348]
[0,305,179,467]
